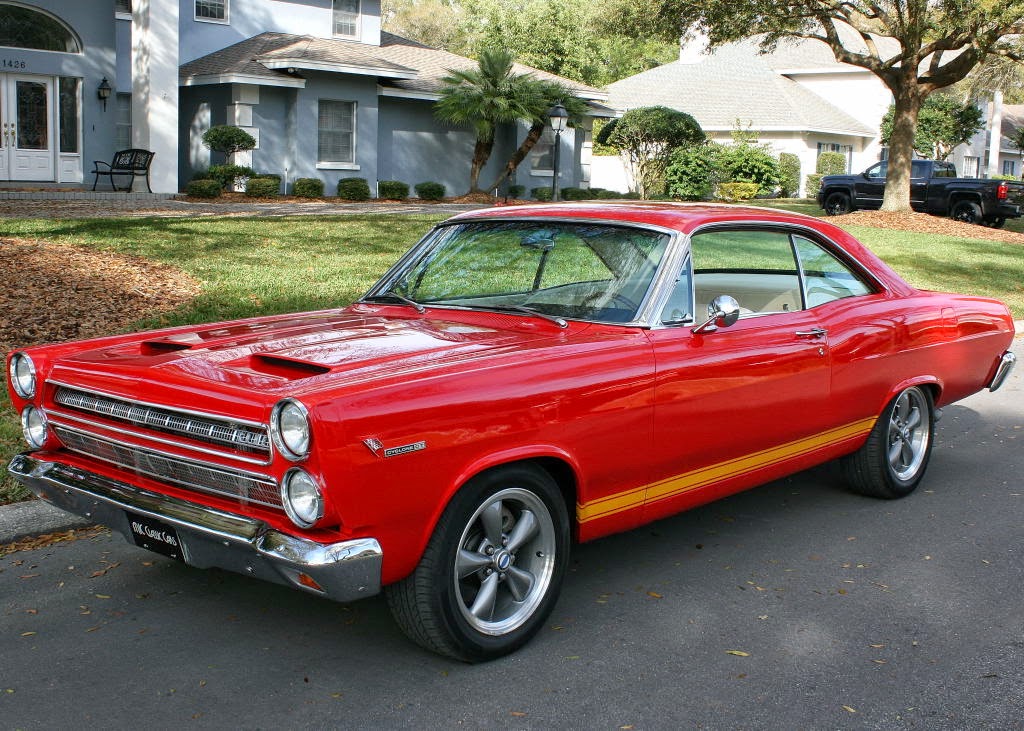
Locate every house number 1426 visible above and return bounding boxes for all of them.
[3,60,28,69]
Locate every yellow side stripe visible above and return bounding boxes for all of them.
[577,417,876,524]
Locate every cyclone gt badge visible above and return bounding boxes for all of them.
[364,438,427,458]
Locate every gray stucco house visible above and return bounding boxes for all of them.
[1,1,607,195]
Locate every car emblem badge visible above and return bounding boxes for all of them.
[364,438,427,458]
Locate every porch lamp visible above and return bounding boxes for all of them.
[547,102,568,202]
[97,77,112,111]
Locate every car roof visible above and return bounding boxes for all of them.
[446,201,830,236]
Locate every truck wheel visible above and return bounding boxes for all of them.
[981,217,1006,229]
[841,386,934,499]
[823,191,853,216]
[385,464,569,662]
[950,201,982,225]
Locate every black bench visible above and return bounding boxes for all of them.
[91,149,156,193]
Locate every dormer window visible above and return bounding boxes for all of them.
[195,0,228,23]
[332,0,359,39]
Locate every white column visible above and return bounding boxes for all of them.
[131,0,179,193]
[987,91,1003,179]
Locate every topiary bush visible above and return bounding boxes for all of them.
[531,187,553,201]
[378,180,410,200]
[415,181,446,201]
[778,153,801,197]
[804,173,823,198]
[560,187,589,201]
[337,177,371,201]
[202,125,257,158]
[817,151,847,176]
[507,184,526,199]
[716,144,781,196]
[245,177,280,198]
[715,182,761,201]
[293,178,324,198]
[186,179,223,198]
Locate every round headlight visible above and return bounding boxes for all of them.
[271,399,311,461]
[281,468,324,528]
[21,405,49,449]
[9,353,37,399]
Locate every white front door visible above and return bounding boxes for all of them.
[0,74,56,182]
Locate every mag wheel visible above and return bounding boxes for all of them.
[823,191,853,216]
[950,200,982,224]
[386,464,569,662]
[842,386,935,499]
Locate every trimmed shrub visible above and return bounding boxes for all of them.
[778,153,801,197]
[415,181,446,201]
[378,180,410,200]
[202,125,256,157]
[207,164,256,188]
[715,182,760,201]
[716,144,781,196]
[337,177,371,201]
[991,174,1018,181]
[665,144,717,200]
[816,151,847,176]
[530,186,553,201]
[560,187,589,201]
[186,179,222,198]
[293,178,324,198]
[507,184,526,199]
[245,177,280,198]
[253,173,282,185]
[595,188,622,199]
[191,170,213,181]
[805,173,823,198]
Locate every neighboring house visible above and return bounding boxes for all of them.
[957,103,1024,180]
[1,1,607,195]
[594,30,1017,195]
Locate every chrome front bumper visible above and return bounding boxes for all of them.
[989,350,1017,392]
[8,454,382,603]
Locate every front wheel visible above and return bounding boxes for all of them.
[841,386,935,499]
[385,464,569,662]
[823,191,853,216]
[950,200,982,225]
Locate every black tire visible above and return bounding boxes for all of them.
[385,464,570,662]
[823,191,853,216]
[841,386,935,499]
[950,200,982,225]
[981,216,1006,229]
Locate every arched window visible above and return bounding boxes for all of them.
[0,3,82,53]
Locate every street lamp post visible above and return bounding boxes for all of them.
[547,102,568,202]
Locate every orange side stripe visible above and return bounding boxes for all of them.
[577,417,876,524]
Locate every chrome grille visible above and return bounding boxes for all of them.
[54,425,282,509]
[54,386,271,457]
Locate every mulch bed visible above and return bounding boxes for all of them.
[0,238,200,353]
[828,210,1024,245]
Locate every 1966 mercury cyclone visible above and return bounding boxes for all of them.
[7,203,1016,661]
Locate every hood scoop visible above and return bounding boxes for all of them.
[140,340,194,355]
[247,354,332,380]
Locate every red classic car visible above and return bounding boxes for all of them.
[7,203,1016,661]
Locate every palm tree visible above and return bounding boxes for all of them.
[435,48,580,194]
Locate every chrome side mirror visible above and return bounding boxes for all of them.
[692,295,741,335]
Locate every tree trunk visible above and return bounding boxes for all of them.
[880,85,923,212]
[485,122,545,193]
[468,138,494,194]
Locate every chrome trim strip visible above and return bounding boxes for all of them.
[8,454,382,603]
[47,409,270,466]
[47,380,269,430]
[989,350,1016,392]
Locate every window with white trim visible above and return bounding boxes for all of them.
[962,156,980,178]
[318,100,355,164]
[332,0,359,37]
[816,142,854,173]
[531,128,554,172]
[115,94,132,150]
[195,0,227,21]
[115,0,131,14]
[1003,160,1017,177]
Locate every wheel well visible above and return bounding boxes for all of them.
[950,194,981,207]
[466,457,578,524]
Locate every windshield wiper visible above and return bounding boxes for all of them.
[358,290,426,313]
[474,304,568,329]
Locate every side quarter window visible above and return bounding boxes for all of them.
[793,235,874,307]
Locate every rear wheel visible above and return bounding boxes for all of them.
[981,216,1006,229]
[823,191,853,216]
[842,386,935,499]
[385,464,569,662]
[950,200,982,224]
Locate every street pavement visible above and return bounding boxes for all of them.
[1,340,1021,729]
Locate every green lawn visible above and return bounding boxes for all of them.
[1,209,1021,505]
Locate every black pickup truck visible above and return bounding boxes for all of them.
[818,159,1024,228]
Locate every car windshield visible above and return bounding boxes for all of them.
[370,221,672,323]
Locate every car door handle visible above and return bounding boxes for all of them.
[795,327,827,339]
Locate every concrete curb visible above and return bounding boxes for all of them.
[0,498,92,545]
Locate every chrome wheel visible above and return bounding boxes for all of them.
[886,387,931,482]
[454,487,557,636]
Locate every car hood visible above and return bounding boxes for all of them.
[48,308,562,399]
